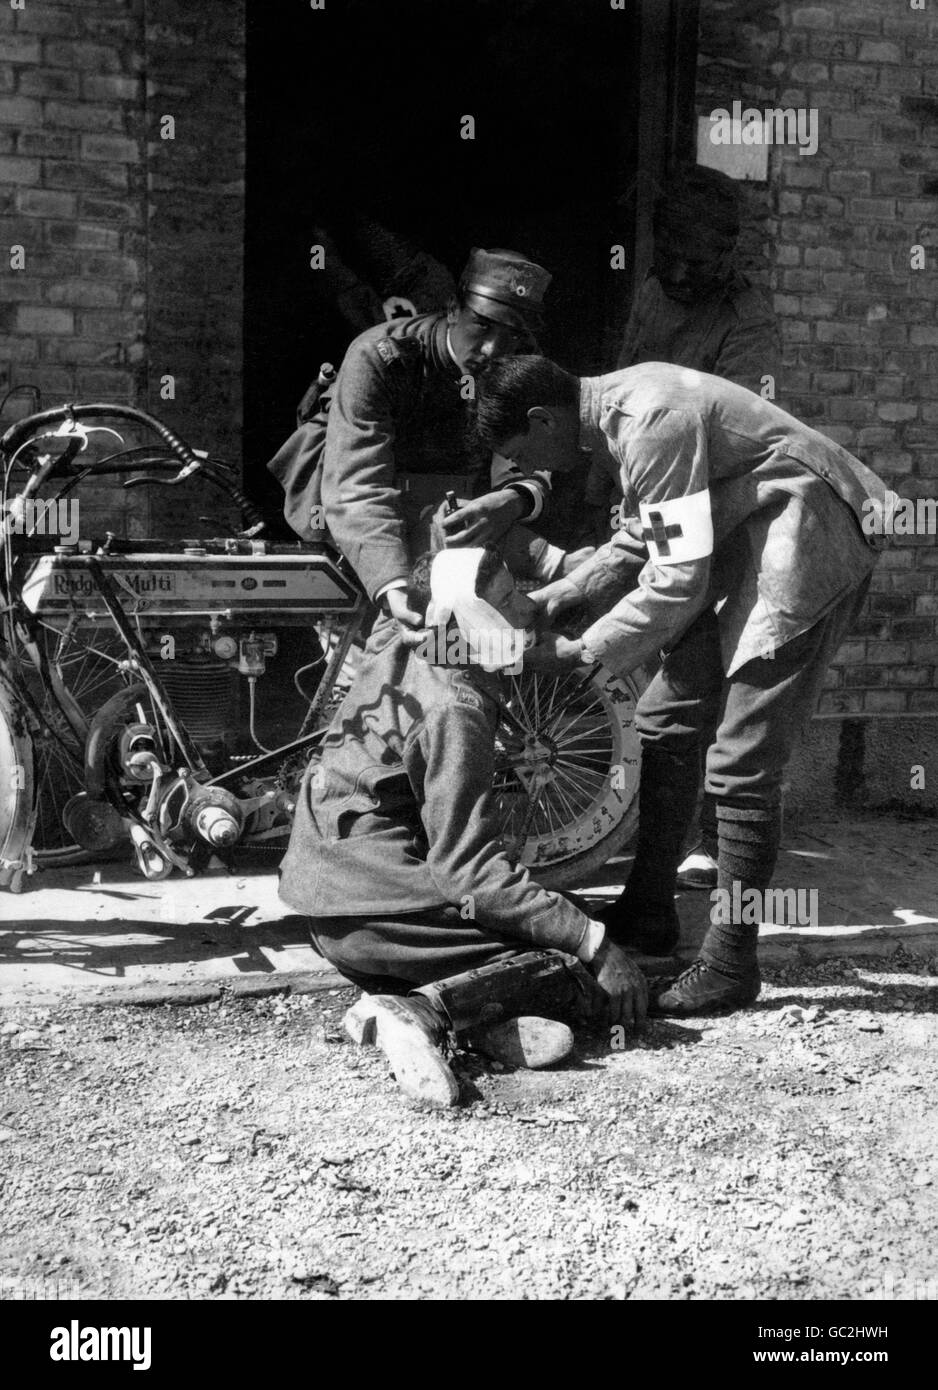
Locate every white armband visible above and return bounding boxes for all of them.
[638,489,713,567]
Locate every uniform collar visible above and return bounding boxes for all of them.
[429,314,462,379]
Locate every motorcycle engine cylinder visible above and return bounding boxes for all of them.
[159,660,236,744]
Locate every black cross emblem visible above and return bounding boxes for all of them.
[641,510,684,557]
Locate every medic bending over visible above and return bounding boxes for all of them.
[471,355,888,1017]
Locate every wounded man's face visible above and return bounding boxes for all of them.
[479,562,535,630]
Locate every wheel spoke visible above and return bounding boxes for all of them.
[545,776,580,828]
[553,762,603,810]
[506,677,534,732]
[552,761,597,807]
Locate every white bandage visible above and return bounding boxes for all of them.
[425,548,526,672]
[638,488,713,567]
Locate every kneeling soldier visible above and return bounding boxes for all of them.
[278,547,647,1107]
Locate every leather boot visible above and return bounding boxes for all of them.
[653,803,780,1017]
[599,743,700,954]
[344,951,602,1106]
[346,993,460,1109]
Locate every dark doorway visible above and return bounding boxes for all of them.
[245,0,642,490]
[245,0,698,500]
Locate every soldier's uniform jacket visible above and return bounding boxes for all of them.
[616,271,781,393]
[305,312,541,600]
[278,620,592,955]
[574,363,887,679]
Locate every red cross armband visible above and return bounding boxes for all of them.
[638,489,713,566]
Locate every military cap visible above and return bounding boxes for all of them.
[459,246,552,330]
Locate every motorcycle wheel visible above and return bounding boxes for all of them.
[5,622,129,865]
[494,664,643,890]
[0,665,35,889]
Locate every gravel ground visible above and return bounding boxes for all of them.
[1,952,936,1302]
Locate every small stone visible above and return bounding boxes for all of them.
[0,1127,15,1142]
[202,1151,231,1165]
[291,1269,339,1295]
[779,1206,811,1228]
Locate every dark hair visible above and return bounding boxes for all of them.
[408,545,505,621]
[471,354,578,451]
[653,163,739,244]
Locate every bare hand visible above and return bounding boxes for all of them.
[527,578,581,624]
[589,939,648,1030]
[522,633,585,674]
[440,490,525,547]
[561,545,595,576]
[383,587,423,640]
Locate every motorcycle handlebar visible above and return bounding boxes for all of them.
[0,402,266,535]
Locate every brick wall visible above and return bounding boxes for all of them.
[1,0,933,713]
[696,0,938,716]
[0,0,244,536]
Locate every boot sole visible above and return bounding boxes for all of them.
[464,1016,574,1070]
[650,982,761,1018]
[370,1002,460,1109]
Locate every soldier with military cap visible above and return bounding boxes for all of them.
[268,246,561,634]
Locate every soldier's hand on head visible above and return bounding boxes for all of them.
[522,633,585,674]
[382,587,424,637]
[527,577,581,624]
[589,939,648,1031]
[440,490,526,547]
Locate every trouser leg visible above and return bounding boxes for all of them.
[600,610,723,952]
[307,904,529,992]
[656,579,872,1015]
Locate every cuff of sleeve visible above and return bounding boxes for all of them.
[577,919,605,963]
[504,480,543,520]
[580,617,611,660]
[374,578,409,602]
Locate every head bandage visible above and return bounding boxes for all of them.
[425,549,526,672]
